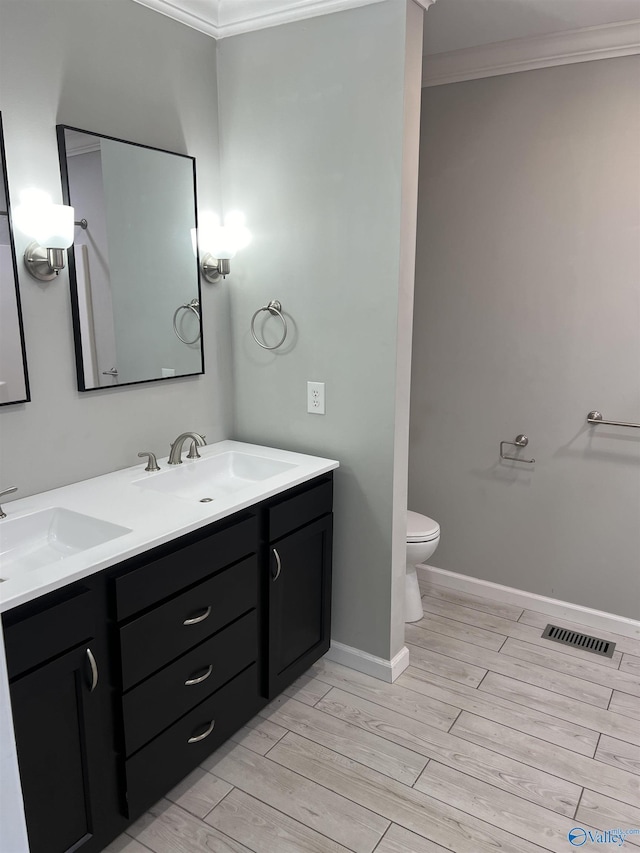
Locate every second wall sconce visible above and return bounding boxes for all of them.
[197,211,251,283]
[15,189,75,281]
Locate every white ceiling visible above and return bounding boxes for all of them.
[423,0,640,55]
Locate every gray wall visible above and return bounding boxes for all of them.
[0,0,230,497]
[410,57,640,619]
[217,0,423,662]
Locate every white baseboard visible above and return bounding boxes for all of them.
[418,564,640,642]
[324,641,410,683]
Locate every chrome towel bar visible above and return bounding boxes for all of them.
[587,411,640,430]
[500,434,535,464]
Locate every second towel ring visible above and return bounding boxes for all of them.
[251,300,288,350]
[173,298,201,345]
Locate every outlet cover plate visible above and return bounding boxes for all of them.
[307,381,325,415]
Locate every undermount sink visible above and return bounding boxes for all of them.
[133,450,297,502]
[0,507,132,580]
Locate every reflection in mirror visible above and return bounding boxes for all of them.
[0,114,30,405]
[57,126,204,391]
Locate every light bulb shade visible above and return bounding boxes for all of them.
[196,210,251,274]
[209,225,237,260]
[33,204,75,249]
[15,191,75,249]
[224,211,252,251]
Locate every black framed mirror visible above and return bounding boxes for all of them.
[57,126,204,391]
[0,113,30,405]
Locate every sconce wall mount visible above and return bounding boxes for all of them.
[200,253,230,283]
[24,242,65,281]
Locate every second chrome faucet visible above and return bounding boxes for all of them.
[168,432,206,465]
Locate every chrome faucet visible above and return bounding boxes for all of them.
[168,432,206,465]
[0,487,18,519]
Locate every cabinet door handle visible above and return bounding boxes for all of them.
[86,648,98,692]
[272,548,282,581]
[184,664,213,686]
[187,719,215,743]
[183,605,211,626]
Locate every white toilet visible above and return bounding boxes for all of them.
[405,511,440,622]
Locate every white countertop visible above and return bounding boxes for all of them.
[0,440,338,613]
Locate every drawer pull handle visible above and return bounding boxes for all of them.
[272,548,282,581]
[184,665,213,686]
[86,648,98,692]
[188,719,215,743]
[183,606,211,626]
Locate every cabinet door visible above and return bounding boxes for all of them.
[268,514,332,697]
[10,642,108,853]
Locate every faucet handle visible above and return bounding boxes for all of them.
[186,441,201,460]
[138,451,160,472]
[0,486,18,519]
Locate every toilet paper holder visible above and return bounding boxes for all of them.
[500,434,535,464]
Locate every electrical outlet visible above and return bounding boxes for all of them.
[307,381,325,415]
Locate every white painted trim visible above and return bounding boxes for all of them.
[131,0,223,38]
[422,19,640,87]
[324,641,410,682]
[131,0,389,40]
[65,142,101,157]
[411,0,436,11]
[217,0,387,38]
[418,564,640,642]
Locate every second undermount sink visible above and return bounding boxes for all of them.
[133,451,297,502]
[0,507,132,580]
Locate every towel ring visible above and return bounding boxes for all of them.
[173,299,201,345]
[250,300,288,350]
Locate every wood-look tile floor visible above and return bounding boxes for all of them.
[107,582,640,853]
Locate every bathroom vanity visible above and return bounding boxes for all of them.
[0,441,337,853]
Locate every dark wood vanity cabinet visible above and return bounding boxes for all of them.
[264,477,333,698]
[2,472,333,852]
[3,583,122,853]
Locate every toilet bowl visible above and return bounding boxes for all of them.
[405,511,440,623]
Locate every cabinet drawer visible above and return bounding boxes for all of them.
[122,610,257,756]
[115,513,257,621]
[120,555,257,690]
[125,662,258,818]
[3,586,94,680]
[267,476,332,541]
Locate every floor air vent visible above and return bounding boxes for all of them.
[542,624,615,658]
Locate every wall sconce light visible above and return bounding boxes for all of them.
[197,211,251,283]
[14,189,75,281]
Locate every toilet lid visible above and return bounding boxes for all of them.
[407,511,440,542]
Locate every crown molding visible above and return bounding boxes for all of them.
[132,0,223,38]
[422,19,640,87]
[65,142,101,157]
[130,0,414,39]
